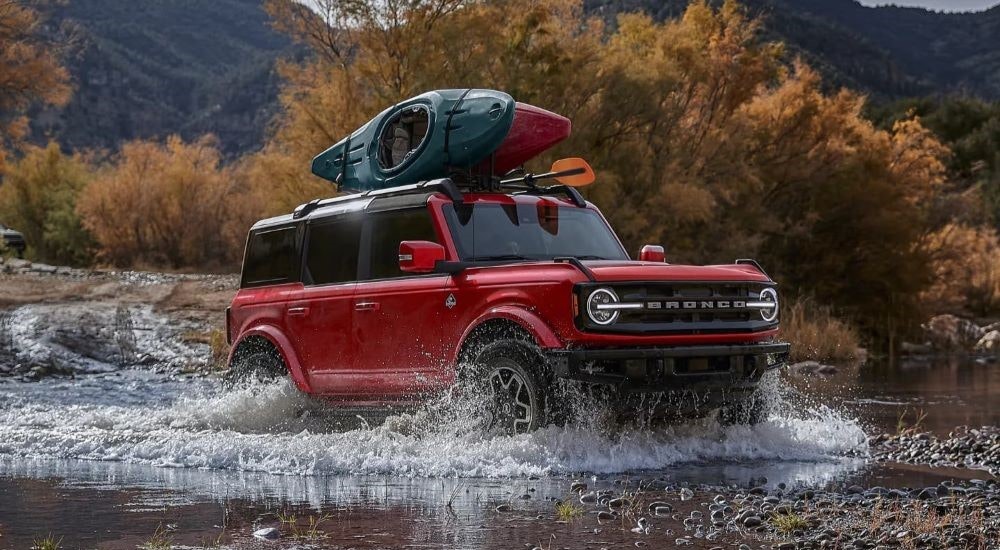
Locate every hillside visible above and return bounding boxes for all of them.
[587,0,1000,100]
[30,0,294,157]
[27,0,1000,157]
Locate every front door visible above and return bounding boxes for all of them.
[284,215,362,395]
[351,207,450,400]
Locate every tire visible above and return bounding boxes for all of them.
[223,346,286,388]
[718,389,768,426]
[465,340,549,435]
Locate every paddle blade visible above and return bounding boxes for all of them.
[551,157,595,187]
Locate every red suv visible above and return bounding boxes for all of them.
[226,179,789,433]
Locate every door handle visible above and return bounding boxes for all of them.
[287,306,309,316]
[354,301,380,312]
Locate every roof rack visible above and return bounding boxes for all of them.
[292,179,464,219]
[291,177,591,220]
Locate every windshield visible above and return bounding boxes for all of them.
[443,202,628,261]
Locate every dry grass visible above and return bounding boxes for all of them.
[31,534,62,550]
[139,525,172,550]
[278,511,332,541]
[781,297,860,363]
[555,500,585,521]
[181,328,230,370]
[771,512,809,534]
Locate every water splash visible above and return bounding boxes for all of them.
[0,371,868,478]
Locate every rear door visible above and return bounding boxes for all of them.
[351,206,450,400]
[284,215,362,395]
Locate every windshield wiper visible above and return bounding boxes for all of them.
[467,254,532,262]
[575,255,607,260]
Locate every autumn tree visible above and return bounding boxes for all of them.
[0,141,94,265]
[77,136,256,270]
[254,0,602,212]
[257,0,958,338]
[0,1,71,169]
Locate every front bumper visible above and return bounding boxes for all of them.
[547,342,790,393]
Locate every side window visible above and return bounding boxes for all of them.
[242,226,299,287]
[305,217,362,285]
[366,208,437,279]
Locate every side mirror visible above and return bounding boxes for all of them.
[639,244,665,263]
[399,241,446,273]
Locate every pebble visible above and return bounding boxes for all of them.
[252,527,279,540]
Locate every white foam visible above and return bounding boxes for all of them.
[0,374,868,478]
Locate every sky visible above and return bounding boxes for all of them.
[858,0,998,11]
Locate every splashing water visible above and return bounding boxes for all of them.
[0,368,868,478]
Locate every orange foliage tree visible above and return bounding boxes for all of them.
[77,136,257,270]
[256,0,954,337]
[0,1,71,169]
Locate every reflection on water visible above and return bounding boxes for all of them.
[787,355,1000,435]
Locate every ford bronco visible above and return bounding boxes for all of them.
[225,89,789,434]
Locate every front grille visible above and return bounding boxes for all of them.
[577,281,778,334]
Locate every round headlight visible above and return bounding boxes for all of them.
[759,287,778,322]
[587,287,620,325]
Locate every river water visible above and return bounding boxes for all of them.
[0,357,996,549]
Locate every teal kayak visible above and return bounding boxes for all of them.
[311,89,517,192]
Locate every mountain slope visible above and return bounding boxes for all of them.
[29,0,1000,157]
[587,0,1000,100]
[31,0,294,157]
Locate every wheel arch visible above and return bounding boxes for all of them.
[228,325,311,392]
[454,306,562,365]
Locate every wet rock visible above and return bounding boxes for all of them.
[924,314,984,350]
[917,487,938,500]
[900,341,933,355]
[253,527,280,540]
[646,500,670,512]
[975,330,1000,353]
[607,497,629,509]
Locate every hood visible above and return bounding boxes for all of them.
[582,260,772,283]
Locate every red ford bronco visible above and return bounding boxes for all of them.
[225,89,789,433]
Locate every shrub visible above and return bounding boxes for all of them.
[923,223,1000,316]
[77,135,260,271]
[0,142,95,266]
[782,297,860,363]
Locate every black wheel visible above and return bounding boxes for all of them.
[466,340,549,435]
[718,390,768,426]
[223,345,286,388]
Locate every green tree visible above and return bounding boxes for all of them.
[0,142,95,265]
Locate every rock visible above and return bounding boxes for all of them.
[917,487,938,500]
[579,491,597,504]
[900,341,933,355]
[790,360,821,374]
[679,487,694,501]
[5,258,30,270]
[495,504,511,512]
[570,481,587,493]
[924,314,984,350]
[253,527,280,540]
[29,263,57,274]
[607,497,629,509]
[597,511,616,521]
[743,515,762,528]
[975,330,1000,353]
[647,501,670,513]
